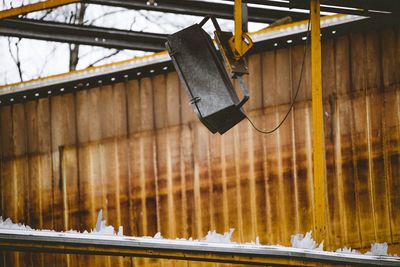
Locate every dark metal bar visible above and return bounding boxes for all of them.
[319,0,400,13]
[231,0,398,13]
[242,3,248,32]
[0,18,167,51]
[221,0,398,17]
[292,0,399,16]
[84,0,309,23]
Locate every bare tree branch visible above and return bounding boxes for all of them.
[37,8,55,20]
[69,3,87,71]
[7,37,23,82]
[36,44,58,78]
[78,47,105,60]
[84,9,130,25]
[85,49,122,68]
[138,10,170,32]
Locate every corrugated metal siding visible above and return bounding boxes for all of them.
[0,26,399,266]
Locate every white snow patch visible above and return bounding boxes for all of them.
[245,236,261,246]
[118,226,123,236]
[336,247,361,255]
[153,232,163,239]
[367,242,388,256]
[202,228,235,244]
[291,231,323,251]
[91,209,116,236]
[0,216,32,231]
[66,229,79,234]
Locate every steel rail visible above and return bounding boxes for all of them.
[0,229,399,266]
[220,0,398,17]
[84,0,309,23]
[318,0,399,13]
[0,18,167,51]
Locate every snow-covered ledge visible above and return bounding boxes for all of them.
[0,214,399,266]
[0,229,399,266]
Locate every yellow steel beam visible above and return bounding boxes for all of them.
[310,0,327,246]
[234,0,243,55]
[0,0,80,20]
[230,0,253,59]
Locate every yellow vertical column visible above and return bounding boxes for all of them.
[310,0,327,245]
[234,0,243,55]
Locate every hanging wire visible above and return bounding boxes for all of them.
[246,14,312,134]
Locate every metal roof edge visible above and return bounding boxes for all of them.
[250,14,365,42]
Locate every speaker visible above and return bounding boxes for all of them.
[166,22,249,134]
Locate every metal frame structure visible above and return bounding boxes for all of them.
[0,18,167,51]
[0,15,372,104]
[0,0,397,53]
[0,0,399,263]
[84,0,309,23]
[221,0,399,18]
[0,229,399,266]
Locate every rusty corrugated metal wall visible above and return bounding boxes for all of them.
[0,25,399,266]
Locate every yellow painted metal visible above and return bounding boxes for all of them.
[234,0,243,56]
[310,0,327,246]
[0,0,80,19]
[229,0,253,59]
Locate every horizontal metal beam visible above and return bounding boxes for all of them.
[0,229,399,266]
[0,18,167,51]
[84,0,309,23]
[319,0,400,14]
[290,0,399,16]
[221,0,398,17]
[0,0,80,19]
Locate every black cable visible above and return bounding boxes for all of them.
[246,14,311,134]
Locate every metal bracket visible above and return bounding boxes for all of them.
[237,75,249,108]
[199,14,252,77]
[231,0,254,59]
[199,1,254,75]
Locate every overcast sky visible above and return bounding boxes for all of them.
[0,1,268,86]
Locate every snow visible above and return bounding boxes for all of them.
[290,231,323,251]
[95,209,103,232]
[0,216,32,231]
[245,236,261,246]
[0,212,398,260]
[91,209,120,236]
[153,232,163,239]
[202,228,235,244]
[336,247,361,255]
[118,226,123,236]
[367,243,388,256]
